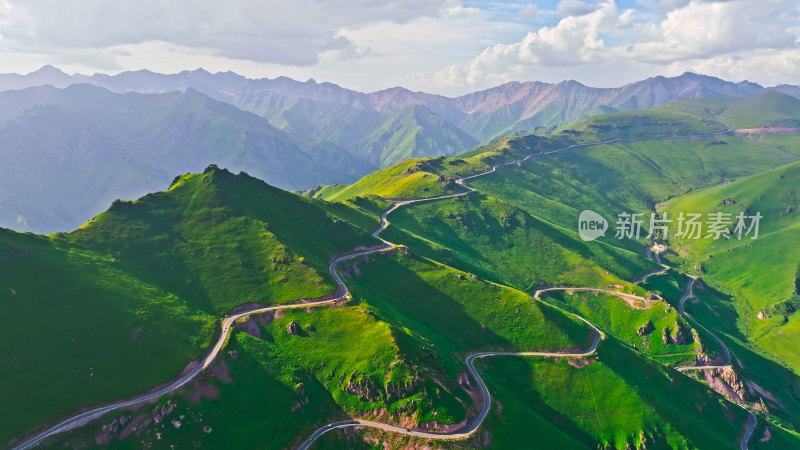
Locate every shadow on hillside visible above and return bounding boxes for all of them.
[649,272,800,434]
[342,250,604,441]
[599,336,747,449]
[524,213,655,282]
[476,357,598,448]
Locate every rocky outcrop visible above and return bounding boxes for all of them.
[662,327,672,344]
[286,321,300,335]
[385,377,421,401]
[234,316,261,338]
[128,402,178,438]
[703,366,750,404]
[637,321,655,336]
[150,402,177,424]
[290,383,310,412]
[254,311,274,326]
[662,323,690,345]
[95,415,129,445]
[344,377,382,402]
[757,298,800,320]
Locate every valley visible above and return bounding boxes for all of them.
[1,72,800,450]
[7,122,798,449]
[3,1,800,448]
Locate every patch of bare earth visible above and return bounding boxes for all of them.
[746,380,779,405]
[118,413,146,440]
[567,356,595,368]
[760,426,772,443]
[363,437,390,449]
[417,415,468,433]
[187,381,219,404]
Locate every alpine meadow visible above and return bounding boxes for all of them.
[2,1,800,449]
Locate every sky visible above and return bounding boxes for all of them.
[0,0,798,95]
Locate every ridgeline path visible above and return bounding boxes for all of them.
[13,128,754,450]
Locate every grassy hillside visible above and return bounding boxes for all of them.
[313,95,799,209]
[9,98,800,449]
[468,134,797,233]
[69,166,379,313]
[666,91,800,128]
[311,157,462,201]
[39,249,594,449]
[381,193,655,290]
[340,252,758,448]
[0,230,216,445]
[660,160,800,372]
[568,106,727,138]
[476,339,750,449]
[0,166,380,445]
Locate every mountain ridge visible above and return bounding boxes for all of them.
[2,67,796,144]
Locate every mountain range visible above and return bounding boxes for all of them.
[5,93,800,449]
[4,65,799,142]
[1,66,799,233]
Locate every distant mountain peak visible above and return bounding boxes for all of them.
[558,79,588,88]
[30,65,67,76]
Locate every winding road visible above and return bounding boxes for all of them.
[673,277,757,449]
[300,312,603,450]
[12,128,751,450]
[675,278,732,370]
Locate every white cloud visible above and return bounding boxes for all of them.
[433,1,624,88]
[430,0,800,91]
[0,0,451,66]
[622,0,797,62]
[666,48,800,86]
[0,0,797,95]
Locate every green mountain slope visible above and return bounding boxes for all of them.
[665,91,800,128]
[8,97,800,449]
[0,166,379,444]
[298,104,800,446]
[660,160,800,372]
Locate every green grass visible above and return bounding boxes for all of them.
[312,157,461,202]
[0,166,383,446]
[476,354,686,449]
[39,248,596,449]
[665,91,800,129]
[381,193,654,291]
[660,160,800,373]
[0,231,215,445]
[567,106,726,139]
[342,250,593,365]
[545,290,699,363]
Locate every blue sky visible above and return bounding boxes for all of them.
[0,1,798,95]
